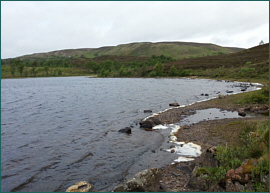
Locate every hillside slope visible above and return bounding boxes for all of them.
[16,41,243,61]
[162,43,269,71]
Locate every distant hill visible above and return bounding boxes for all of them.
[15,41,244,61]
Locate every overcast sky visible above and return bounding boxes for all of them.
[1,1,269,59]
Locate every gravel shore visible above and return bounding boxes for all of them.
[152,92,269,192]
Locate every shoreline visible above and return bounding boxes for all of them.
[2,75,268,85]
[140,79,264,125]
[113,84,268,192]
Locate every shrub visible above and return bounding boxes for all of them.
[168,65,178,76]
[215,146,245,169]
[153,62,164,76]
[239,121,268,158]
[237,86,269,104]
[251,158,269,192]
[178,67,188,77]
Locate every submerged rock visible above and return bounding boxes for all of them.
[66,181,95,192]
[241,87,247,91]
[118,127,132,134]
[113,168,162,192]
[143,110,152,113]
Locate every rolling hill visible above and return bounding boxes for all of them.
[15,41,244,61]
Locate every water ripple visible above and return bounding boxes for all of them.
[1,77,260,192]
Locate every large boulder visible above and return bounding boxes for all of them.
[113,168,162,192]
[208,159,256,192]
[66,181,95,192]
[225,159,253,184]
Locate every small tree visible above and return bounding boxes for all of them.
[17,63,25,76]
[44,66,49,76]
[178,67,188,77]
[153,62,164,76]
[10,64,16,77]
[31,61,38,67]
[24,70,28,77]
[31,67,37,76]
[58,69,62,76]
[168,65,178,76]
[259,40,264,45]
[86,61,99,73]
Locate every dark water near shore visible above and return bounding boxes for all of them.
[1,77,260,192]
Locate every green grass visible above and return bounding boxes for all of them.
[237,86,269,104]
[190,60,269,81]
[197,120,269,191]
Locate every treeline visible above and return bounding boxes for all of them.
[1,58,75,78]
[84,55,189,77]
[4,58,72,68]
[1,54,190,78]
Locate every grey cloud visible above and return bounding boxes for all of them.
[1,1,269,59]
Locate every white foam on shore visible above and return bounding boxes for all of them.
[166,142,202,157]
[173,157,195,162]
[153,124,202,163]
[152,124,169,130]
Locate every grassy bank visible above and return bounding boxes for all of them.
[196,119,269,192]
[192,86,269,192]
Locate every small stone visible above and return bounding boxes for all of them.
[238,111,246,117]
[144,110,152,113]
[169,103,180,107]
[171,149,175,153]
[218,94,225,99]
[183,125,189,129]
[66,181,94,192]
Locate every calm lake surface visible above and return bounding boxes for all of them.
[1,77,259,192]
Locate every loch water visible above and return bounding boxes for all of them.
[1,77,260,192]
